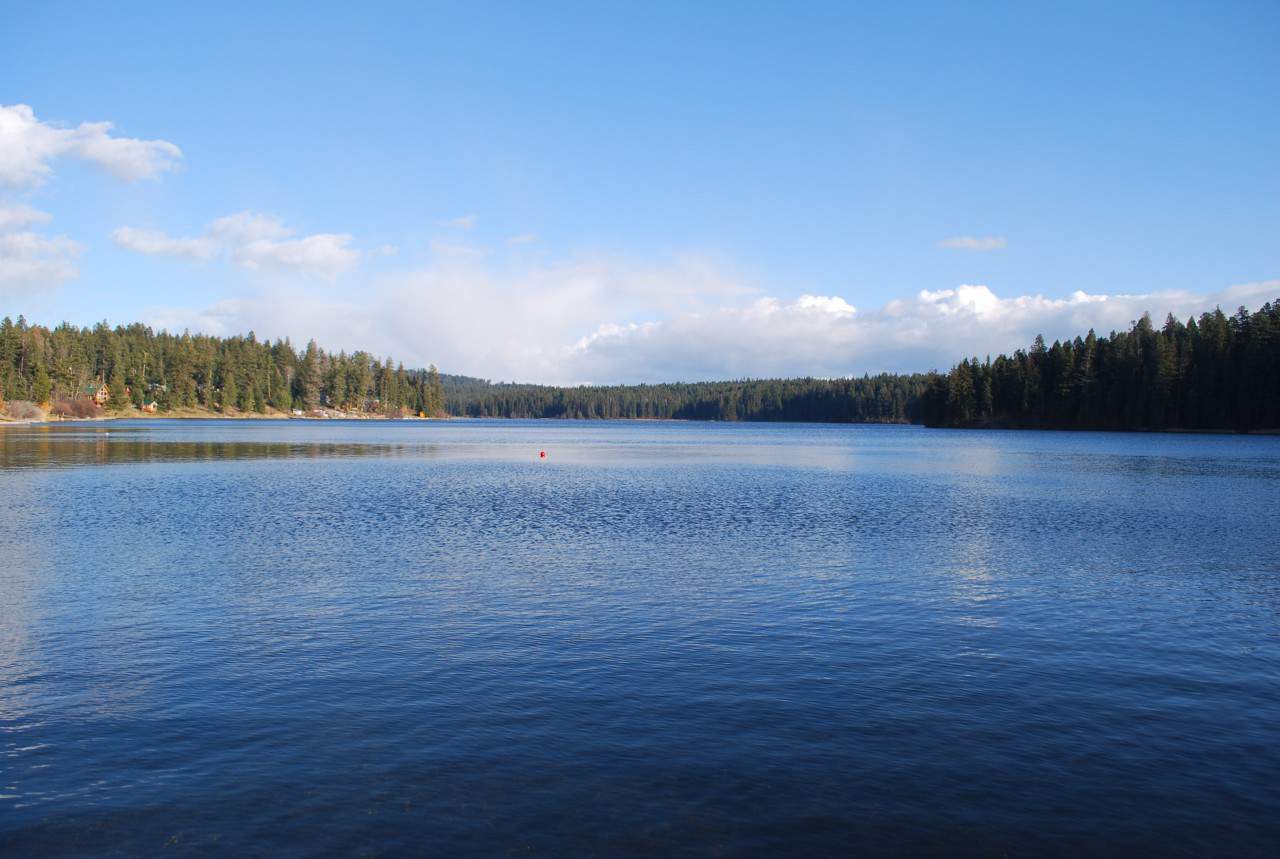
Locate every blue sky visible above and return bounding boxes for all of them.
[2,1,1277,382]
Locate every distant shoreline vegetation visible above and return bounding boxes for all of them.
[442,375,927,423]
[1,297,1277,432]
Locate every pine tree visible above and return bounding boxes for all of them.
[237,377,254,411]
[946,361,976,423]
[270,368,292,412]
[220,362,239,412]
[299,340,321,410]
[427,364,444,416]
[32,362,51,405]
[109,363,130,410]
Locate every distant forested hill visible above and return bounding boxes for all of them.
[441,374,928,422]
[920,299,1280,432]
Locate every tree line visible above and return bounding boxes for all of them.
[442,374,927,422]
[4,297,1277,430]
[0,315,925,423]
[0,317,445,417]
[919,300,1280,431]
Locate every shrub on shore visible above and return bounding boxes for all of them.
[50,399,103,419]
[4,400,45,420]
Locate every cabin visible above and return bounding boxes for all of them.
[141,398,158,414]
[80,382,110,405]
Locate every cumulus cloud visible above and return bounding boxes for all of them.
[0,202,81,295]
[0,231,82,295]
[0,202,52,232]
[235,233,358,275]
[939,235,1007,251]
[0,103,181,188]
[113,211,361,277]
[112,226,216,260]
[0,104,181,293]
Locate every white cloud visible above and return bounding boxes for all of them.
[0,105,180,293]
[0,231,83,296]
[939,235,1007,251]
[0,203,81,295]
[0,203,52,232]
[0,103,181,188]
[507,233,538,245]
[440,214,477,229]
[112,226,216,260]
[113,211,361,278]
[235,232,359,275]
[207,211,293,244]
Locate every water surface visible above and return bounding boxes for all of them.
[2,420,1278,855]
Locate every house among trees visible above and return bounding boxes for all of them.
[141,398,159,413]
[80,381,110,406]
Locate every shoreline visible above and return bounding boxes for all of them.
[3,411,1278,436]
[0,408,439,426]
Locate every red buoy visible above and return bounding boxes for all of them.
[539,450,546,458]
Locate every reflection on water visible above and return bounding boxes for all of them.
[0,424,435,469]
[0,420,864,471]
[1,419,1279,856]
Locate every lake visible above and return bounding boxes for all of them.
[1,419,1278,856]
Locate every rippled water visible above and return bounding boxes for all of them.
[2,420,1278,856]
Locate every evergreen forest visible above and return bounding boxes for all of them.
[920,301,1280,432]
[0,318,445,418]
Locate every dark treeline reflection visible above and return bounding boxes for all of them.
[921,299,1280,431]
[0,433,430,470]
